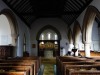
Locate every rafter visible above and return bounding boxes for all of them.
[2,0,93,27]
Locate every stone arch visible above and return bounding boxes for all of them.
[36,25,61,40]
[73,20,82,56]
[67,28,73,44]
[73,20,82,48]
[82,5,100,43]
[0,9,19,46]
[82,5,100,57]
[67,28,74,53]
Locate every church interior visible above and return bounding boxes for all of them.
[1,0,100,75]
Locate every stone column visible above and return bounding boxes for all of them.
[74,43,79,56]
[84,42,90,57]
[11,33,18,46]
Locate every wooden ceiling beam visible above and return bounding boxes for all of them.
[70,0,80,10]
[10,0,18,6]
[19,10,81,16]
[64,1,75,11]
[80,0,86,5]
[68,0,79,10]
[75,0,83,7]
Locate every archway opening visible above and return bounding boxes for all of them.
[0,9,18,58]
[37,25,61,58]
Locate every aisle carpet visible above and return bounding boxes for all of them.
[41,57,56,75]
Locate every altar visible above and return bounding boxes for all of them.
[44,50,53,58]
[38,40,60,57]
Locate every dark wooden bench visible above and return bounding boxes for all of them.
[56,56,99,75]
[0,56,41,75]
[0,64,32,75]
[65,65,100,75]
[0,65,31,75]
[0,71,28,75]
[0,60,36,75]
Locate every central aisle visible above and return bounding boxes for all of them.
[43,64,54,75]
[41,57,56,75]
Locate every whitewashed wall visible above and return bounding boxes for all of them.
[0,15,11,45]
[30,18,69,56]
[0,1,31,57]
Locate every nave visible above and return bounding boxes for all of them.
[0,56,56,75]
[0,55,100,75]
[41,57,56,75]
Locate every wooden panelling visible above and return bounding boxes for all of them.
[0,46,14,58]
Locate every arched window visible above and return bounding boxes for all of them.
[39,29,58,40]
[54,34,58,40]
[47,32,51,40]
[41,34,44,40]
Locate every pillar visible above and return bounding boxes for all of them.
[74,42,79,56]
[84,43,91,57]
[11,33,18,46]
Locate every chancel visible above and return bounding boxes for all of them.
[1,0,100,75]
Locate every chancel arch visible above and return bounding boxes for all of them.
[82,5,100,57]
[36,25,61,57]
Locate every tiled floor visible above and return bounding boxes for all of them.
[41,57,56,75]
[43,64,54,75]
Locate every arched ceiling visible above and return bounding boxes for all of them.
[3,0,93,28]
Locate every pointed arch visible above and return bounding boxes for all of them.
[73,20,82,47]
[0,9,19,46]
[36,25,61,40]
[82,5,100,43]
[67,28,73,44]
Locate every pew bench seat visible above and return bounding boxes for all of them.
[0,66,30,75]
[66,68,100,75]
[0,71,28,75]
[65,65,100,75]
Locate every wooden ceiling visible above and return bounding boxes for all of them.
[2,0,93,28]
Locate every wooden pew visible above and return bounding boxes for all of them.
[61,61,96,75]
[65,65,100,75]
[0,63,32,75]
[0,56,41,75]
[56,56,99,75]
[56,56,91,75]
[7,56,41,73]
[0,60,36,75]
[0,71,27,75]
[0,66,30,75]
